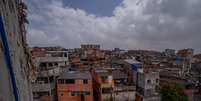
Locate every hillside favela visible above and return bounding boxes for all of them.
[1,0,201,101]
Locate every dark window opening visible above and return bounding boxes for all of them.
[66,79,75,84]
[147,80,151,84]
[60,93,64,96]
[40,62,46,67]
[64,53,67,57]
[83,63,88,65]
[49,76,54,83]
[102,88,113,94]
[71,92,75,96]
[81,94,85,101]
[58,79,65,84]
[48,63,53,67]
[83,79,88,84]
[85,92,90,95]
[2,0,6,4]
[156,79,159,83]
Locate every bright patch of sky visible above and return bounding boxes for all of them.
[27,0,201,53]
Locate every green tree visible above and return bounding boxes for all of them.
[160,83,188,101]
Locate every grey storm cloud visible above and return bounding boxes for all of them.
[27,0,201,52]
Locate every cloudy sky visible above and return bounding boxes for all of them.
[27,0,201,52]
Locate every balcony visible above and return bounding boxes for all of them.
[37,57,68,62]
[114,85,136,92]
[32,82,55,92]
[38,67,61,77]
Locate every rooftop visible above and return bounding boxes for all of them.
[124,59,141,64]
[94,68,110,77]
[58,71,91,80]
[111,70,128,79]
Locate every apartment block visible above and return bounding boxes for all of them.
[81,44,100,50]
[122,59,142,84]
[70,44,105,70]
[91,68,114,101]
[136,72,160,101]
[57,71,93,101]
[31,47,69,101]
[112,70,136,101]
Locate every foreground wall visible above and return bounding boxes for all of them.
[0,0,34,101]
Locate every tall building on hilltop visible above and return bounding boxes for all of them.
[81,44,100,50]
[164,49,175,56]
[0,0,34,101]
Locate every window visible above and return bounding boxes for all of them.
[156,79,159,83]
[48,63,53,67]
[2,0,6,4]
[83,80,88,84]
[70,92,75,96]
[85,92,90,95]
[55,63,58,66]
[65,79,75,84]
[147,80,151,84]
[83,63,88,65]
[60,93,64,96]
[64,53,67,57]
[102,88,113,94]
[40,63,46,67]
[58,79,65,84]
[49,76,54,83]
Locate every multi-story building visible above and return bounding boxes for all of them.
[70,44,105,70]
[112,70,136,101]
[122,59,142,84]
[81,44,100,50]
[176,48,194,76]
[31,47,69,101]
[136,72,160,101]
[177,48,194,58]
[164,49,175,56]
[57,71,93,101]
[91,68,114,101]
[0,0,34,101]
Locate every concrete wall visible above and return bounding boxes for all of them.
[144,72,159,90]
[114,91,136,101]
[0,0,33,101]
[136,72,160,101]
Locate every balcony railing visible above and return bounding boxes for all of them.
[32,82,55,92]
[37,57,68,62]
[114,86,136,92]
[38,67,61,77]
